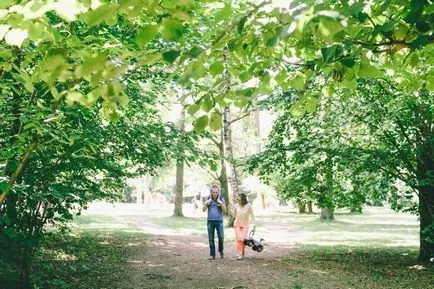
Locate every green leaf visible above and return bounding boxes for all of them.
[289,73,305,90]
[187,104,200,115]
[193,115,209,132]
[340,58,355,68]
[289,103,305,117]
[410,35,429,51]
[0,0,17,9]
[187,46,202,58]
[4,228,17,238]
[66,91,86,106]
[136,25,159,46]
[359,62,382,78]
[209,111,222,131]
[215,3,233,22]
[161,19,185,42]
[275,70,288,85]
[321,44,343,63]
[234,96,251,108]
[426,74,434,91]
[181,60,206,81]
[318,17,343,39]
[210,162,218,172]
[138,53,162,66]
[409,53,419,67]
[80,4,117,26]
[0,181,8,193]
[162,50,180,63]
[209,61,224,76]
[239,71,251,83]
[237,16,247,34]
[201,95,214,112]
[304,95,319,113]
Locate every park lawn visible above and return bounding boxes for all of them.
[32,216,149,289]
[277,245,434,289]
[30,206,434,289]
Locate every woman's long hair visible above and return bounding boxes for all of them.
[238,193,248,206]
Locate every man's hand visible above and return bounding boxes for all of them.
[216,199,222,205]
[206,199,212,205]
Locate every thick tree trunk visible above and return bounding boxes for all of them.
[419,186,434,261]
[319,156,335,221]
[296,200,306,213]
[320,208,335,221]
[417,138,433,260]
[416,96,434,261]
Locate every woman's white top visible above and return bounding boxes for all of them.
[234,203,255,227]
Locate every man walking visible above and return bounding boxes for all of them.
[203,184,227,260]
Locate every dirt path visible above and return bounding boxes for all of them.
[112,215,295,289]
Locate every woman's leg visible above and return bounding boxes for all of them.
[238,226,249,256]
[234,226,248,257]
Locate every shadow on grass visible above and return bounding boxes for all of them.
[32,216,149,289]
[277,245,434,289]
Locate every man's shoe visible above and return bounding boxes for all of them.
[208,256,215,260]
[220,253,224,259]
[236,255,243,260]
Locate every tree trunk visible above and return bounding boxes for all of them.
[254,104,261,154]
[260,192,266,210]
[296,200,306,213]
[136,184,143,204]
[320,208,335,221]
[218,131,230,208]
[416,94,434,261]
[173,107,186,217]
[319,155,335,221]
[143,176,151,208]
[350,205,363,213]
[419,185,434,261]
[173,160,184,217]
[307,200,313,213]
[223,107,241,198]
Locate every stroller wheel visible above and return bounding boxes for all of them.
[247,240,254,247]
[256,246,263,252]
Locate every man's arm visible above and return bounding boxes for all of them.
[202,199,211,212]
[217,198,227,213]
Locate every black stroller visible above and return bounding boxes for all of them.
[243,227,264,252]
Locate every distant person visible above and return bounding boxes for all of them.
[192,197,199,211]
[229,193,255,260]
[202,184,227,260]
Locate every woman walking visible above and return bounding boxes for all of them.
[230,193,255,260]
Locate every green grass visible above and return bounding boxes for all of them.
[277,245,434,289]
[32,219,148,289]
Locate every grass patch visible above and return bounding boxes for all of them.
[276,245,434,289]
[32,224,148,289]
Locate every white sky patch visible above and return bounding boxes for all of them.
[4,28,28,47]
